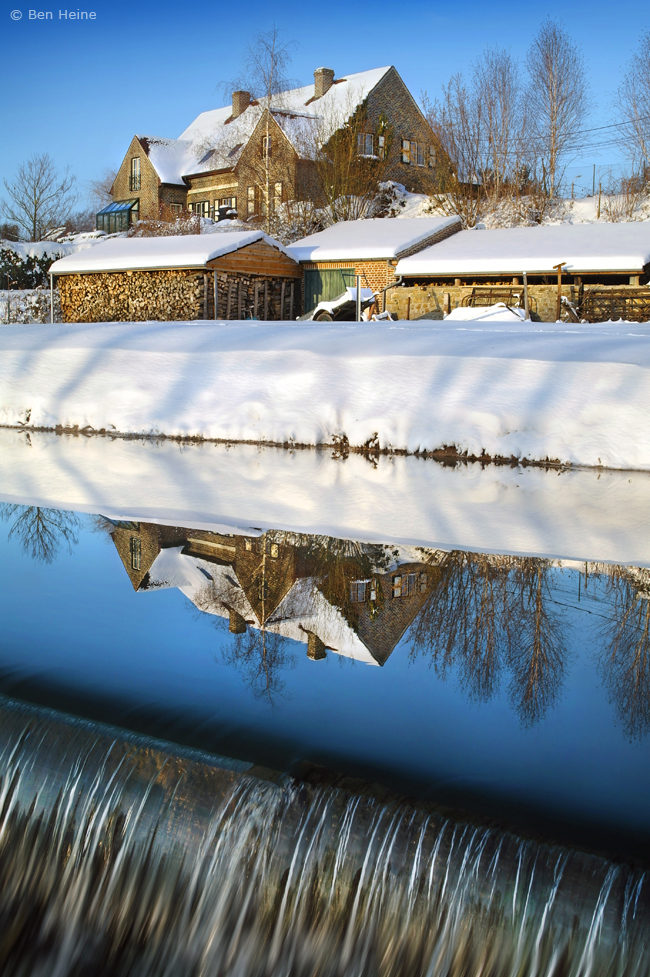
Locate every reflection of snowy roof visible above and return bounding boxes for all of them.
[396,223,650,276]
[139,67,393,183]
[145,548,379,665]
[49,230,295,274]
[291,217,461,261]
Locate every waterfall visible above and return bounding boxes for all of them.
[0,696,646,977]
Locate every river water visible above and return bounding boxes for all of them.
[0,429,648,974]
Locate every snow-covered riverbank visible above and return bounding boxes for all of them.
[1,317,650,470]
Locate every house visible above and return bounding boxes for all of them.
[290,216,461,311]
[108,520,434,667]
[392,223,650,322]
[99,65,438,230]
[49,231,301,322]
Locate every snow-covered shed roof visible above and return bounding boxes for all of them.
[49,231,294,275]
[396,223,650,276]
[137,66,393,185]
[290,216,461,262]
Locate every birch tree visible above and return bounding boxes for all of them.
[239,27,297,232]
[525,21,589,197]
[616,31,650,172]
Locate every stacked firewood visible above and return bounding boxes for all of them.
[57,270,204,323]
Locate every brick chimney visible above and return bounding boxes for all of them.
[231,90,251,118]
[314,67,335,99]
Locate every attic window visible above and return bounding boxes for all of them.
[350,579,373,602]
[129,157,141,191]
[199,150,215,164]
[130,537,141,571]
[262,135,272,158]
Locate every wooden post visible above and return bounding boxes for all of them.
[254,283,259,318]
[597,183,602,219]
[553,262,566,321]
[227,282,233,319]
[238,281,243,319]
[289,282,294,319]
[523,272,530,320]
[280,281,286,320]
[406,296,411,321]
[356,274,362,321]
[213,271,218,319]
[203,273,208,319]
[264,282,268,320]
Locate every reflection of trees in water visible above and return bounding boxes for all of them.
[408,553,568,727]
[220,629,296,702]
[597,569,650,740]
[0,504,81,564]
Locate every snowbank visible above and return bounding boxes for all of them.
[2,428,650,566]
[2,318,650,469]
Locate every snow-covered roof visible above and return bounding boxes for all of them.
[290,216,461,262]
[138,67,393,184]
[396,223,650,276]
[49,231,295,275]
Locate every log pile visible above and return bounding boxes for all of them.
[57,269,300,323]
[57,270,204,323]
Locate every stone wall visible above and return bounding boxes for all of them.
[385,283,587,321]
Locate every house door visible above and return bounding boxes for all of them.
[304,268,355,312]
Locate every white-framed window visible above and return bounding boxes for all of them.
[130,537,141,571]
[417,143,424,166]
[130,157,141,191]
[220,196,236,210]
[262,134,272,158]
[401,139,411,164]
[350,579,377,603]
[273,181,283,211]
[247,186,256,216]
[428,145,435,168]
[169,203,182,214]
[190,200,209,217]
[378,134,386,160]
[357,132,374,156]
[392,571,427,598]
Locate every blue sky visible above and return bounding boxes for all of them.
[1,0,648,207]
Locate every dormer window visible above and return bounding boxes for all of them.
[129,157,141,191]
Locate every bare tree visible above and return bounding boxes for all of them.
[1,153,78,241]
[0,504,81,563]
[86,167,118,210]
[307,95,394,224]
[616,32,650,173]
[473,48,526,200]
[235,27,297,233]
[525,20,589,197]
[423,77,485,228]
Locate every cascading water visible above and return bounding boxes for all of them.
[0,695,646,977]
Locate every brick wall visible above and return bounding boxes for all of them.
[367,67,437,194]
[111,136,161,220]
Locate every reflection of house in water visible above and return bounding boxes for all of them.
[108,521,433,666]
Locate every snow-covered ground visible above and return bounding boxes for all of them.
[2,428,650,566]
[1,317,650,470]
